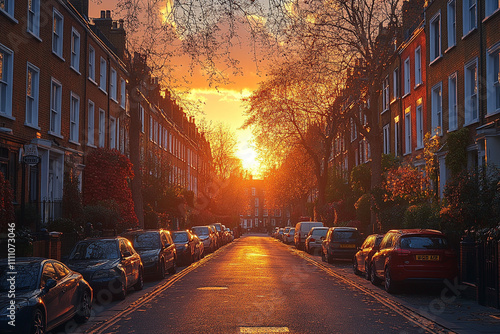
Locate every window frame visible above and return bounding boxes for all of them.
[415,46,422,86]
[99,57,107,93]
[0,43,14,119]
[27,0,41,38]
[403,57,411,96]
[463,0,477,36]
[120,77,126,108]
[429,12,442,63]
[447,0,456,49]
[52,8,64,60]
[485,0,500,17]
[25,62,40,129]
[486,42,500,116]
[87,100,95,146]
[70,92,80,144]
[109,116,116,149]
[88,45,96,82]
[98,109,105,148]
[404,107,412,155]
[464,58,479,125]
[49,78,63,137]
[394,116,400,156]
[110,67,117,102]
[0,0,16,21]
[448,73,458,131]
[70,27,81,73]
[416,102,424,149]
[383,124,390,155]
[431,82,443,136]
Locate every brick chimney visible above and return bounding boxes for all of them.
[92,10,127,59]
[69,0,89,18]
[402,0,425,39]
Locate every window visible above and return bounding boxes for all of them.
[52,9,64,58]
[382,76,389,111]
[99,109,105,147]
[26,63,39,128]
[0,0,14,19]
[70,93,80,143]
[27,0,40,37]
[140,105,145,132]
[464,59,478,124]
[394,116,400,156]
[404,57,411,95]
[415,47,422,86]
[0,44,14,118]
[383,124,390,154]
[416,102,424,149]
[99,57,107,92]
[448,73,458,131]
[149,116,153,141]
[88,46,95,81]
[486,0,500,17]
[392,68,399,99]
[88,100,95,146]
[447,0,456,48]
[255,208,259,217]
[71,28,80,72]
[110,67,117,101]
[487,44,500,115]
[350,118,357,141]
[109,117,116,149]
[251,187,256,196]
[430,13,441,62]
[404,107,411,154]
[463,0,477,35]
[120,77,126,108]
[50,79,62,136]
[431,83,443,135]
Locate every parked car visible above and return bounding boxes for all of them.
[370,229,458,293]
[277,228,285,241]
[65,237,144,300]
[353,234,385,279]
[193,235,205,260]
[305,227,329,255]
[172,230,199,265]
[191,226,217,253]
[294,221,324,250]
[282,227,291,242]
[321,227,361,263]
[0,258,92,334]
[208,225,220,249]
[121,229,177,279]
[213,223,225,244]
[283,228,295,244]
[272,227,280,238]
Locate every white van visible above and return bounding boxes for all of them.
[294,221,324,250]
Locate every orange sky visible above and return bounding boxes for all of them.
[90,1,265,176]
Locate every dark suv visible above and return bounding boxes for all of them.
[321,227,361,263]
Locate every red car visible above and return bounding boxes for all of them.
[370,229,458,293]
[353,234,384,280]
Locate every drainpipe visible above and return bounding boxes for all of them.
[478,0,485,127]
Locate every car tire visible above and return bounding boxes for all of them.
[134,269,144,291]
[168,258,177,274]
[364,262,370,281]
[75,289,92,323]
[370,263,381,285]
[115,277,127,300]
[158,259,166,279]
[384,266,398,293]
[31,308,45,334]
[353,258,361,275]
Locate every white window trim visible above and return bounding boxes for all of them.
[98,109,106,148]
[52,8,64,61]
[448,73,458,131]
[140,105,145,133]
[429,11,442,64]
[383,124,390,155]
[394,116,400,156]
[0,0,17,23]
[88,45,96,83]
[486,42,500,116]
[447,0,457,50]
[88,100,95,146]
[70,27,81,74]
[99,57,107,93]
[403,57,411,96]
[463,0,477,37]
[120,77,126,108]
[404,107,412,155]
[109,116,116,149]
[27,0,41,39]
[25,62,40,129]
[464,58,479,126]
[70,92,80,144]
[110,67,118,102]
[392,68,399,100]
[0,43,14,120]
[415,46,422,87]
[416,103,424,149]
[485,0,500,20]
[431,82,443,136]
[49,78,63,138]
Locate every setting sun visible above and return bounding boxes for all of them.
[236,138,261,177]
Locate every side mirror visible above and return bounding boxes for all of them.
[44,279,57,292]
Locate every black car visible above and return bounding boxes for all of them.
[321,227,362,263]
[0,257,92,334]
[65,237,143,301]
[121,229,177,279]
[172,231,198,265]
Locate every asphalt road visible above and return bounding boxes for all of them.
[83,235,437,334]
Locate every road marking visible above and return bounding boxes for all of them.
[240,327,289,333]
[197,286,228,290]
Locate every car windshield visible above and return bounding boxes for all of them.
[69,240,119,260]
[130,232,160,250]
[313,229,328,237]
[400,236,449,249]
[173,232,189,243]
[289,229,295,235]
[333,230,358,240]
[0,262,40,292]
[215,225,221,232]
[192,227,209,235]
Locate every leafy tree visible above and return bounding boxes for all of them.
[62,170,83,221]
[83,148,138,229]
[445,127,469,178]
[384,165,431,205]
[0,171,14,229]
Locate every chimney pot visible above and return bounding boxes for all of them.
[112,21,117,29]
[100,10,105,18]
[106,10,111,18]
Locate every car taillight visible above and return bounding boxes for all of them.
[310,238,316,242]
[395,248,411,256]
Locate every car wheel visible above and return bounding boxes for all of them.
[134,269,144,291]
[370,263,381,285]
[114,276,127,300]
[353,258,361,275]
[364,262,370,281]
[168,258,177,274]
[384,267,397,293]
[75,289,92,323]
[31,308,45,334]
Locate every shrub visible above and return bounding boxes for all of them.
[403,203,441,230]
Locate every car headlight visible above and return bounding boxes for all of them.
[92,269,120,280]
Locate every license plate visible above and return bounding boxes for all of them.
[340,244,356,249]
[416,255,440,261]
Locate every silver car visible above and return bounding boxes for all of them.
[191,226,217,253]
[305,227,329,255]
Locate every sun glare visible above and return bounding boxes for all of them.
[236,144,261,177]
